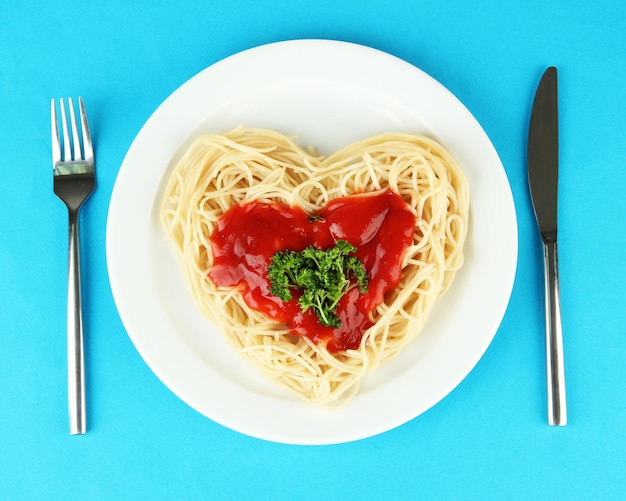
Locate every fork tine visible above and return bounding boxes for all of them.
[68,98,82,161]
[78,97,93,163]
[51,99,61,165]
[59,98,72,161]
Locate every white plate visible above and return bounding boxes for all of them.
[106,40,517,445]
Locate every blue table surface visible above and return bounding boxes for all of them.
[2,1,625,499]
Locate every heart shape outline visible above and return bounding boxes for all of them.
[161,126,469,406]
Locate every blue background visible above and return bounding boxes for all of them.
[2,1,625,499]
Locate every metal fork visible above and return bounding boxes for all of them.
[51,97,95,435]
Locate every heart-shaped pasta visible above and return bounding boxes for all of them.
[161,127,469,406]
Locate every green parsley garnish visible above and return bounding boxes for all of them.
[267,240,369,328]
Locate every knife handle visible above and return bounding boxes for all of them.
[542,239,567,426]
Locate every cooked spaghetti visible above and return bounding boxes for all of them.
[160,127,469,406]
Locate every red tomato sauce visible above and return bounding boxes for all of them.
[208,190,416,352]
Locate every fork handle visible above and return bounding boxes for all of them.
[67,210,86,435]
[542,239,567,426]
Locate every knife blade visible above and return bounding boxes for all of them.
[528,66,567,426]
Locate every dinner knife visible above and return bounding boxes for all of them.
[528,66,567,426]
